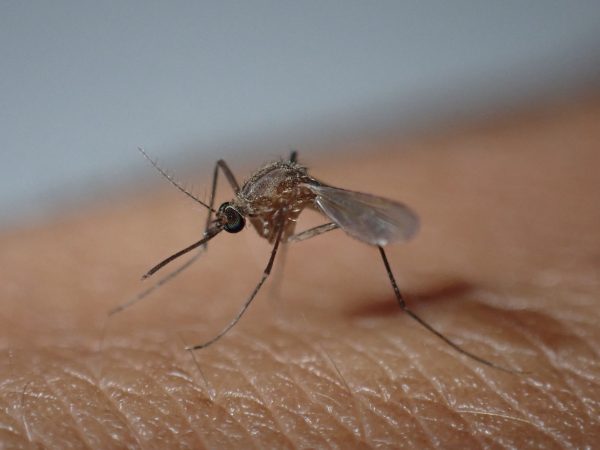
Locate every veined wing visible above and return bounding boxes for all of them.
[307,184,419,246]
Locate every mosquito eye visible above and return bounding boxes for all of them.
[223,205,245,233]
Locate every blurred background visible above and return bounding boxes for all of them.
[1,1,599,228]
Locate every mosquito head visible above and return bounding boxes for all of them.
[218,202,246,233]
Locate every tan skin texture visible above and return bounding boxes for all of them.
[1,98,599,449]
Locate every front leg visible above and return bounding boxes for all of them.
[188,222,285,350]
[204,159,241,238]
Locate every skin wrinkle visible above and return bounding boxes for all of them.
[17,384,37,447]
[162,352,265,449]
[89,394,142,450]
[322,358,392,445]
[361,396,424,449]
[454,409,536,428]
[0,384,29,443]
[561,360,600,384]
[247,344,342,420]
[98,379,157,449]
[246,333,368,448]
[96,351,181,449]
[98,354,193,450]
[295,342,369,444]
[337,335,438,448]
[382,333,518,450]
[216,340,326,450]
[345,336,419,405]
[372,332,487,449]
[205,346,290,450]
[315,340,369,443]
[20,376,90,450]
[295,333,373,446]
[504,320,596,427]
[558,357,600,399]
[447,390,536,431]
[185,389,260,450]
[448,358,567,448]
[403,337,557,449]
[14,383,33,445]
[41,373,95,450]
[345,350,426,447]
[43,354,142,448]
[45,372,104,439]
[381,339,487,448]
[15,382,38,448]
[0,382,33,448]
[149,359,239,448]
[262,322,369,442]
[444,394,536,449]
[266,334,367,449]
[142,366,210,449]
[102,373,198,449]
[168,389,240,449]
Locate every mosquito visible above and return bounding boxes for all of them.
[111,148,515,372]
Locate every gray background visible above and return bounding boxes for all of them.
[2,1,599,227]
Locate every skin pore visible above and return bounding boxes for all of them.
[1,97,599,449]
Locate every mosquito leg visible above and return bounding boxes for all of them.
[204,159,241,242]
[378,246,518,373]
[268,235,290,311]
[289,150,298,163]
[108,252,202,315]
[271,219,330,309]
[216,159,241,192]
[188,224,285,350]
[287,222,339,243]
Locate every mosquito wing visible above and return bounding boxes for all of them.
[307,184,419,246]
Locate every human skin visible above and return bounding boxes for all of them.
[1,98,599,449]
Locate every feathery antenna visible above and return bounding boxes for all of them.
[137,147,215,212]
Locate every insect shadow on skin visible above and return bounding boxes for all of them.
[348,281,474,318]
[109,148,521,374]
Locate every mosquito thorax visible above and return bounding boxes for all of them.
[218,202,246,233]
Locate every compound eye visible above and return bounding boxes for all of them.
[221,204,245,233]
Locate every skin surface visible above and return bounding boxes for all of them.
[1,97,599,449]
